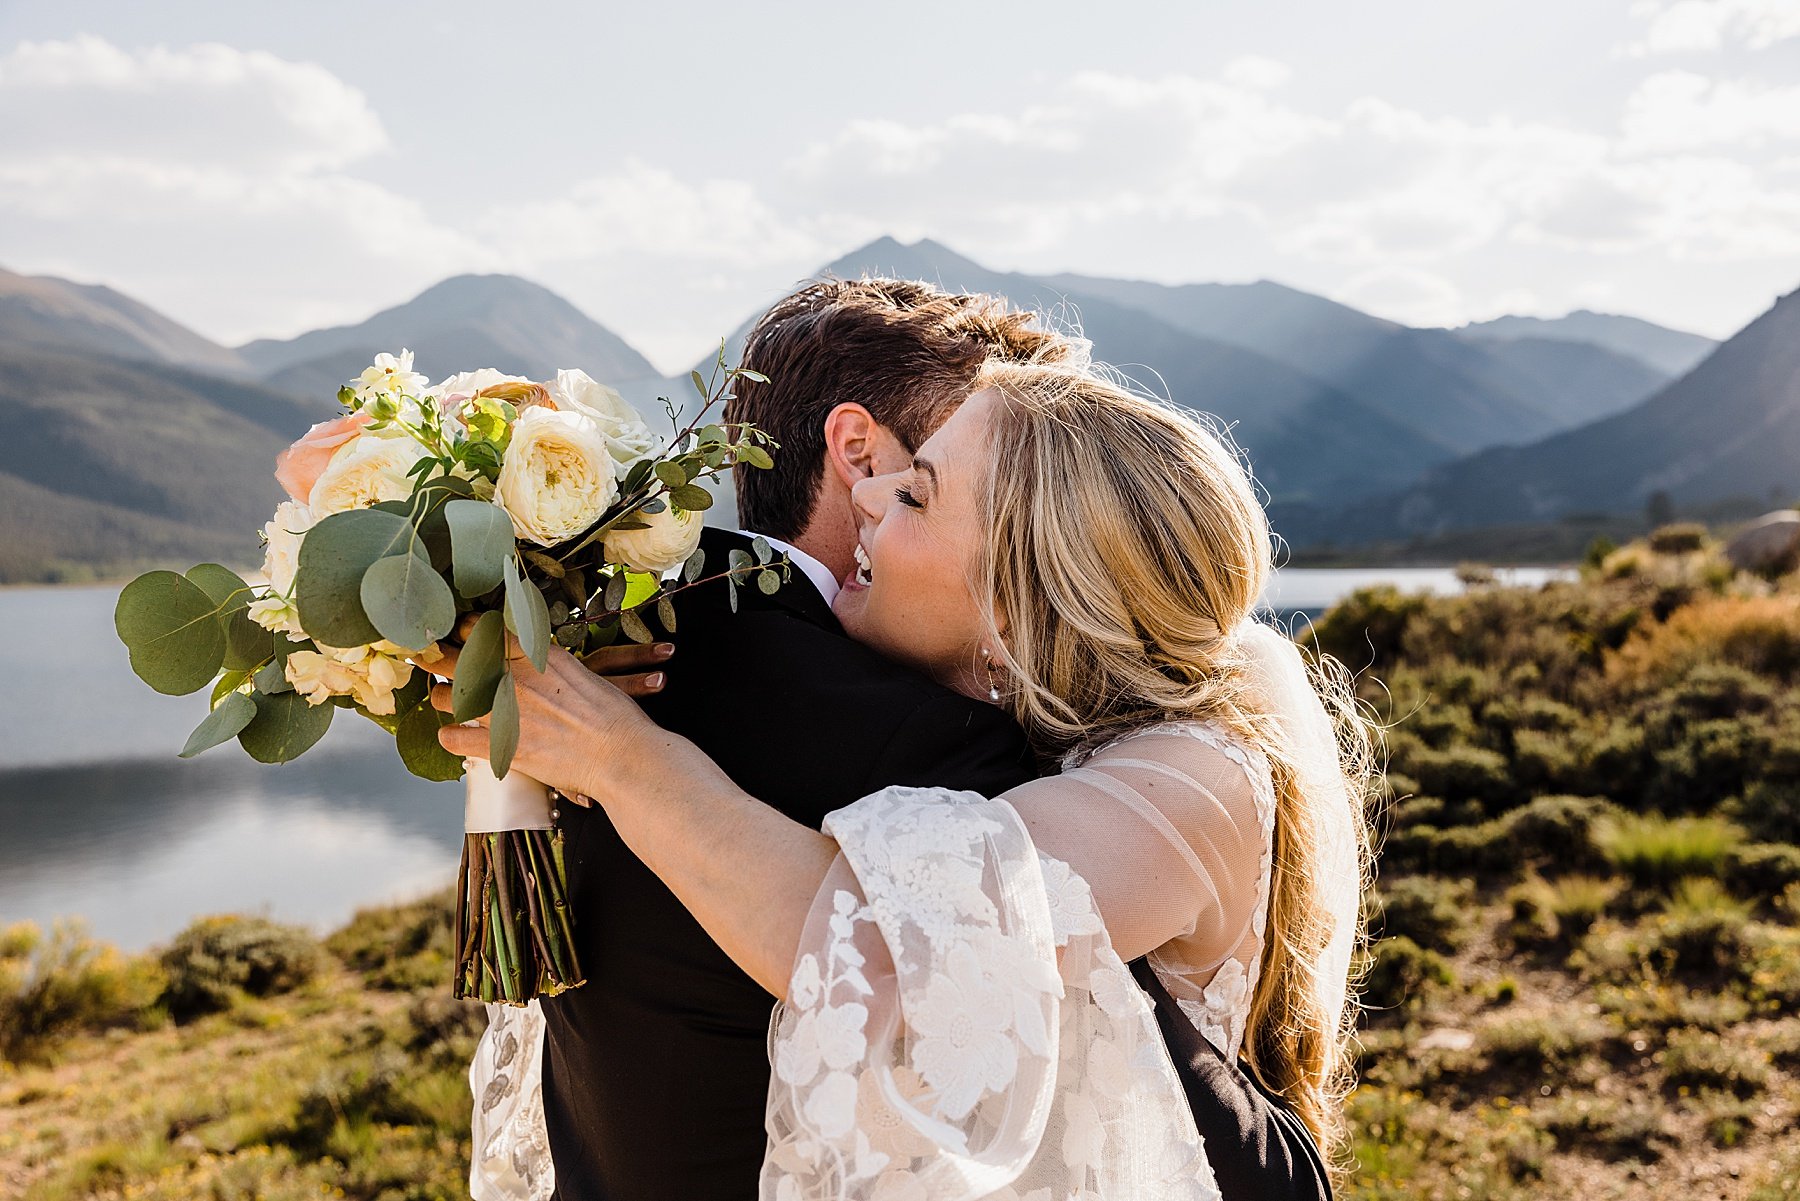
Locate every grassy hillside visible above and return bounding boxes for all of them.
[4,533,1799,1199]
[0,347,335,582]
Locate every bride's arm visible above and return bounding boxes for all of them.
[430,638,836,1000]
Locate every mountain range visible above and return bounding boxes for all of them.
[3,239,1774,581]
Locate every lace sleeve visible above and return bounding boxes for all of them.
[762,786,1220,1201]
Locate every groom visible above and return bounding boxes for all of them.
[539,278,1330,1200]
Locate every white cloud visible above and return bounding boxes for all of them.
[0,35,386,172]
[1624,0,1800,55]
[0,37,487,343]
[1621,70,1800,152]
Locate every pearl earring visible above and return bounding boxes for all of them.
[982,647,1001,703]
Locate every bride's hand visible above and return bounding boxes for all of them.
[422,630,674,803]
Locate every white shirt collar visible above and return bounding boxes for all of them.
[739,530,840,606]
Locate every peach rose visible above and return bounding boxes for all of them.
[275,411,375,504]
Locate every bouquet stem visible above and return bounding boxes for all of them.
[456,761,585,1003]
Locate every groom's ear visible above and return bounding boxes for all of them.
[821,403,909,489]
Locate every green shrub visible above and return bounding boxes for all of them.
[1598,813,1742,889]
[1662,1029,1768,1097]
[1540,1092,1672,1162]
[1361,936,1454,1018]
[1506,874,1621,948]
[277,1050,436,1160]
[1305,584,1428,670]
[1594,981,1750,1032]
[404,991,489,1056]
[1406,744,1523,813]
[1374,876,1472,953]
[0,920,165,1064]
[326,891,454,992]
[1730,778,1800,845]
[1479,1013,1617,1075]
[1503,795,1620,873]
[1725,842,1800,908]
[1648,523,1709,555]
[159,915,327,1020]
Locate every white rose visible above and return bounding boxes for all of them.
[495,407,619,546]
[247,501,315,635]
[550,369,664,472]
[308,432,430,516]
[604,503,703,575]
[429,367,531,401]
[354,349,428,403]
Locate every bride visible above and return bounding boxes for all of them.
[434,359,1376,1200]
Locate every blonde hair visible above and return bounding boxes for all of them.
[971,360,1376,1163]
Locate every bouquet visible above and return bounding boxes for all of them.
[114,349,788,1003]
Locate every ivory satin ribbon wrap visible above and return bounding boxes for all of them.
[464,759,555,833]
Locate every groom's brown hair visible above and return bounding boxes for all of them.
[727,277,1070,540]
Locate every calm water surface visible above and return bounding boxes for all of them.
[0,567,1568,949]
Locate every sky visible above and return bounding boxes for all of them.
[1,0,1797,373]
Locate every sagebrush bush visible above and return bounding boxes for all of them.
[1647,523,1709,555]
[159,915,327,1020]
[1361,935,1454,1017]
[1374,876,1473,953]
[0,920,164,1064]
[326,891,454,992]
[1506,874,1621,949]
[1607,596,1800,690]
[1662,1030,1769,1097]
[1725,842,1800,909]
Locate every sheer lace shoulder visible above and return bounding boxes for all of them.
[1009,719,1277,1059]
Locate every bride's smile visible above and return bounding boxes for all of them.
[833,386,1003,703]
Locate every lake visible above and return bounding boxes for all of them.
[0,566,1567,950]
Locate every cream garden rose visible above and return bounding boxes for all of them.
[285,639,440,715]
[246,500,315,636]
[603,502,703,575]
[495,407,619,545]
[551,368,662,472]
[307,432,431,516]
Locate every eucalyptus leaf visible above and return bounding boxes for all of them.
[670,484,713,512]
[727,577,739,614]
[620,610,653,644]
[503,557,551,672]
[655,596,677,634]
[524,550,565,579]
[602,571,627,613]
[295,508,418,647]
[180,691,257,758]
[452,609,506,721]
[653,461,686,489]
[397,701,466,782]
[690,369,708,399]
[738,444,774,470]
[253,659,294,694]
[682,547,705,584]
[728,548,754,574]
[757,569,781,595]
[115,570,227,695]
[237,689,333,763]
[751,536,771,565]
[361,551,456,651]
[488,672,520,778]
[444,499,514,598]
[186,564,275,671]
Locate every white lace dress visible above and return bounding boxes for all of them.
[471,719,1279,1201]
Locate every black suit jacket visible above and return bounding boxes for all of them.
[540,528,1036,1200]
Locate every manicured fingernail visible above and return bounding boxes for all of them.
[646,672,665,689]
[654,643,675,659]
